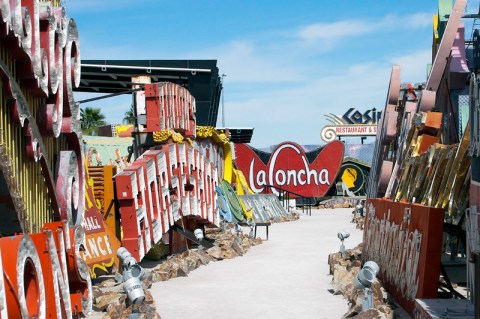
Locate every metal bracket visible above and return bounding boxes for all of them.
[404,207,411,224]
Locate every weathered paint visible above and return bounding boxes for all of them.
[0,1,93,317]
[425,0,467,93]
[363,199,444,316]
[114,138,223,261]
[0,221,92,318]
[143,82,196,137]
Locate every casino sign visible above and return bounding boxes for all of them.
[321,108,381,142]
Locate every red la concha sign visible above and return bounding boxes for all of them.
[235,141,345,197]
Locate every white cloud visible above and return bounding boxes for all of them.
[405,13,435,28]
[297,20,379,42]
[296,13,432,44]
[64,0,149,13]
[222,63,392,147]
[218,42,305,84]
[71,5,434,147]
[388,49,431,84]
[180,40,305,84]
[229,48,432,148]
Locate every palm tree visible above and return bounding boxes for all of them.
[123,104,136,125]
[80,107,106,135]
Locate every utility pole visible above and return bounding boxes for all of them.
[221,74,226,127]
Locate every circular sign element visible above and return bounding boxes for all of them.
[338,163,365,194]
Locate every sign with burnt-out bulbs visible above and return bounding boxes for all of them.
[235,141,344,197]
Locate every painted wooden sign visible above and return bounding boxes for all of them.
[235,141,344,197]
[82,204,121,279]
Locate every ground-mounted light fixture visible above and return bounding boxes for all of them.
[355,200,366,217]
[247,218,255,238]
[352,261,379,311]
[219,214,227,232]
[337,231,350,257]
[116,247,146,305]
[234,223,243,245]
[194,228,204,250]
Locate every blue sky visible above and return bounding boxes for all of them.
[67,0,479,148]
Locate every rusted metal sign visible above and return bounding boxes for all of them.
[363,198,444,316]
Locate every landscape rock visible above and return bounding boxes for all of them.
[196,249,214,264]
[331,264,359,295]
[351,214,365,230]
[90,217,286,318]
[328,244,397,319]
[206,245,223,260]
[150,271,170,283]
[94,292,125,312]
[347,308,390,319]
[221,245,239,259]
[98,278,118,288]
[231,238,245,256]
[104,302,161,319]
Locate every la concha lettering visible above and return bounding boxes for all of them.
[248,144,330,194]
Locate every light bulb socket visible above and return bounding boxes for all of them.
[123,277,145,305]
[123,256,138,269]
[352,268,375,289]
[117,247,132,261]
[363,261,379,276]
[194,228,204,241]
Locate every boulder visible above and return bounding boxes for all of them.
[231,238,245,256]
[328,243,396,318]
[94,292,126,312]
[98,278,118,288]
[206,245,223,260]
[196,249,214,264]
[221,246,239,259]
[105,302,161,319]
[332,264,359,295]
[150,271,170,283]
[348,308,389,319]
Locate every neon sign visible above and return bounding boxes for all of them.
[235,141,344,197]
[321,108,381,142]
[341,108,382,124]
[0,1,92,316]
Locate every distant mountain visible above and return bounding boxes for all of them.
[344,143,375,165]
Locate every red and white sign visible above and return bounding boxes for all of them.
[235,141,344,197]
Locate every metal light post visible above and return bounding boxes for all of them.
[221,74,226,127]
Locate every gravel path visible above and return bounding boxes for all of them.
[149,208,363,319]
